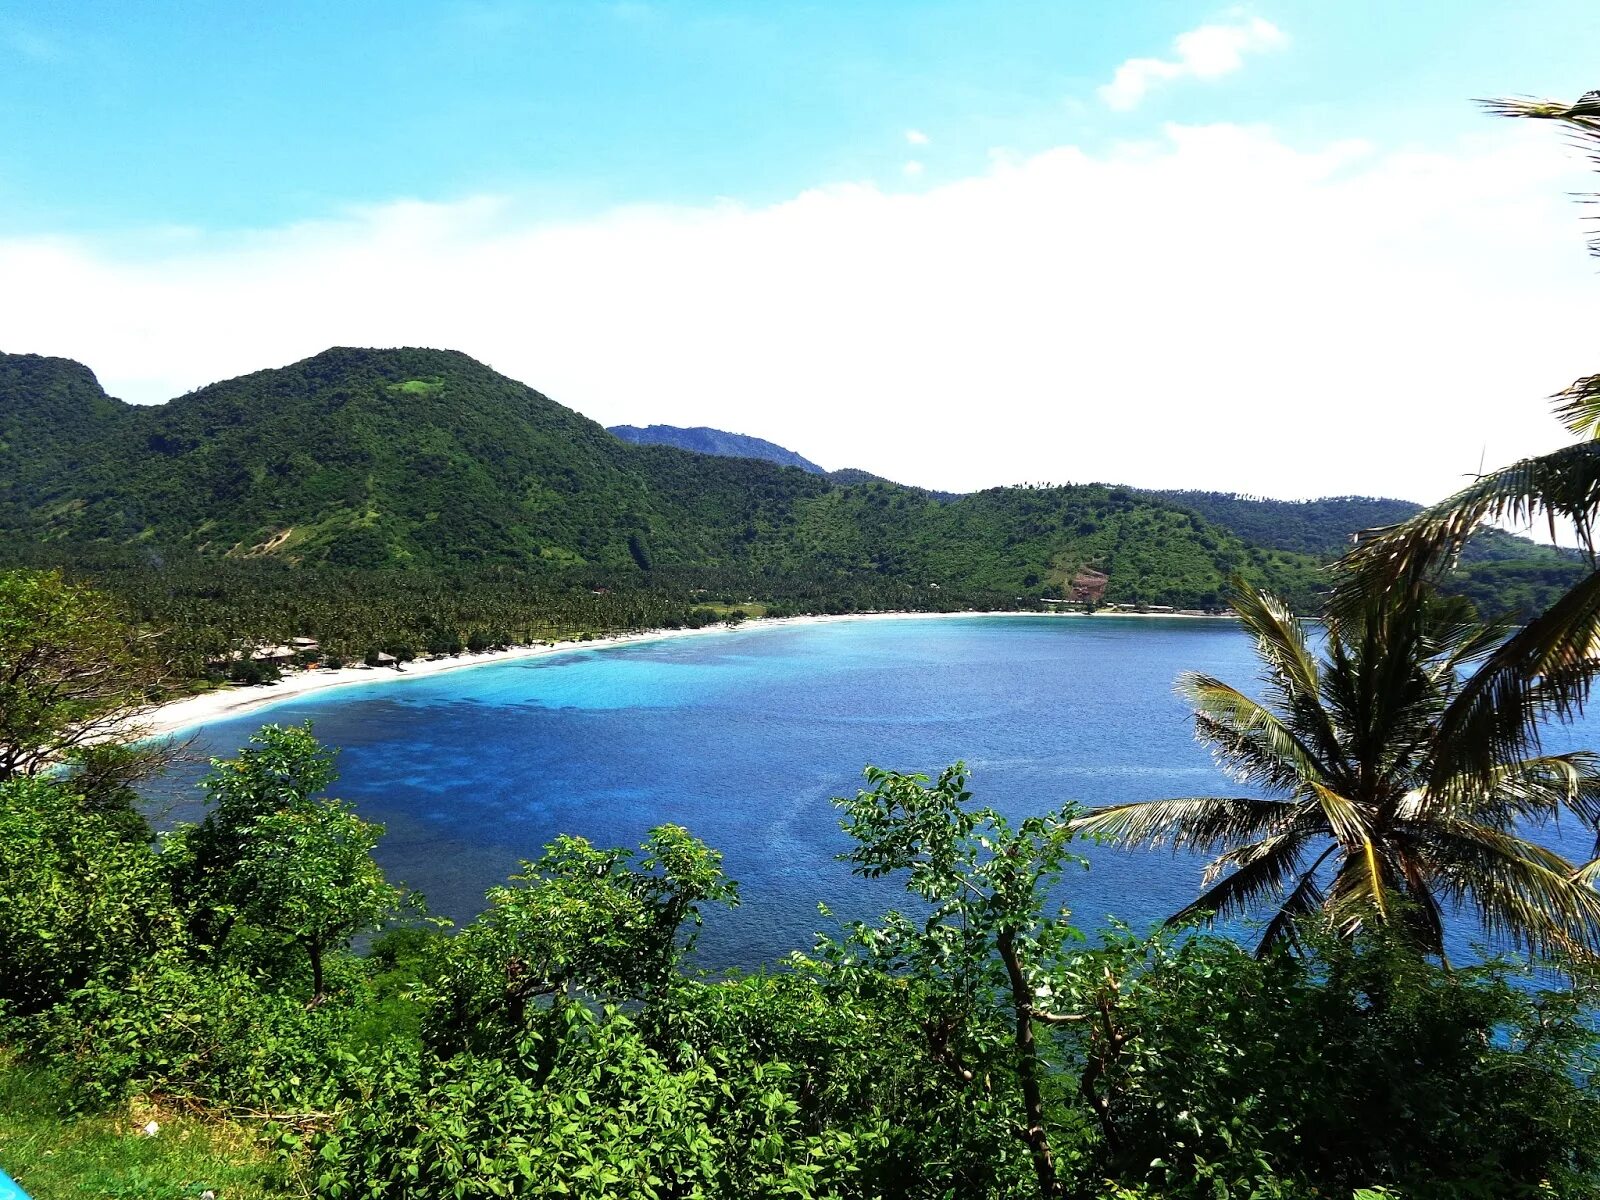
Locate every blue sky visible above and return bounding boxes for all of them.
[2,2,1598,500]
[4,1,1593,235]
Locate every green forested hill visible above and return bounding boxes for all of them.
[1144,489,1575,564]
[1142,491,1423,557]
[0,347,1318,609]
[1144,489,1584,617]
[0,346,1573,620]
[0,352,136,532]
[4,347,694,570]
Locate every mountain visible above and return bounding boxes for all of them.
[608,423,827,474]
[605,424,972,503]
[1142,490,1575,566]
[1142,492,1422,558]
[827,468,964,504]
[0,347,1329,609]
[1,347,855,572]
[826,468,890,487]
[0,346,1578,617]
[0,353,132,529]
[1142,489,1583,617]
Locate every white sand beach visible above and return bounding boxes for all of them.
[134,624,721,740]
[131,607,1235,740]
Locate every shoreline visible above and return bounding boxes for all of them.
[131,607,1236,740]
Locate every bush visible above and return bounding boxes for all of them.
[1073,926,1600,1199]
[228,658,281,686]
[33,950,368,1112]
[313,1002,889,1200]
[9,740,1600,1198]
[426,631,463,656]
[0,778,184,1019]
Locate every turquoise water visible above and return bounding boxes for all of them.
[141,615,1600,966]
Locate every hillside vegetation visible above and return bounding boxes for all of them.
[1145,488,1584,618]
[0,348,1317,605]
[0,347,1577,656]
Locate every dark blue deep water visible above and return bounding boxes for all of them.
[141,615,1600,967]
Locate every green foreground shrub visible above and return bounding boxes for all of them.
[7,743,1600,1198]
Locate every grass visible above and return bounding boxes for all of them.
[385,378,443,396]
[0,1053,295,1200]
[700,601,770,619]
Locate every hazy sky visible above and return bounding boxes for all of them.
[2,1,1597,502]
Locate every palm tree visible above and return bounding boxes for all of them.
[1074,583,1600,959]
[1338,92,1600,792]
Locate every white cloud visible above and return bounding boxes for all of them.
[1,122,1594,505]
[1099,17,1286,111]
[905,129,930,146]
[902,160,925,178]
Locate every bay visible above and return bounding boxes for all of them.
[140,614,1600,967]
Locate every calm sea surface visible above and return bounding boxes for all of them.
[140,615,1600,966]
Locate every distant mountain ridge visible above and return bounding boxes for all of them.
[609,425,966,502]
[608,424,827,474]
[1142,489,1576,567]
[1141,491,1421,558]
[602,431,1571,567]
